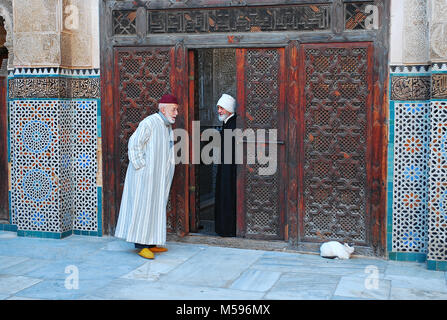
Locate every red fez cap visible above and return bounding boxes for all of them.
[159,94,178,104]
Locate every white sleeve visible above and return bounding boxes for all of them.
[128,121,152,170]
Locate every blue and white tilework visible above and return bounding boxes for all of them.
[8,67,101,237]
[391,102,430,253]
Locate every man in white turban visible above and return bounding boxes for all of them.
[214,93,237,237]
[115,94,178,259]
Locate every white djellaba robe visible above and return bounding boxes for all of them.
[114,112,175,246]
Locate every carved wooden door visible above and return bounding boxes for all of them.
[113,44,189,235]
[236,48,286,240]
[298,42,373,246]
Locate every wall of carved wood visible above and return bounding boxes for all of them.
[113,47,176,232]
[112,45,189,235]
[101,0,389,257]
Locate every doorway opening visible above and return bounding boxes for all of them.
[191,48,237,237]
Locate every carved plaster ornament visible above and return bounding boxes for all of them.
[431,23,447,60]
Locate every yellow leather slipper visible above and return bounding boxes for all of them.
[149,247,168,253]
[138,248,155,259]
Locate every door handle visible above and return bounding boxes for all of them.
[239,139,285,145]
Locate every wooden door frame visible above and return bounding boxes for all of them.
[0,75,8,223]
[101,0,389,256]
[187,50,198,233]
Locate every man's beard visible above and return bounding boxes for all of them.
[166,115,176,124]
[218,114,228,122]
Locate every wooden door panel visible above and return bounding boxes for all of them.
[236,48,286,240]
[299,42,373,246]
[113,45,189,235]
[170,42,190,236]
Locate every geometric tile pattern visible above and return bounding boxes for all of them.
[10,99,99,234]
[392,102,430,253]
[8,68,101,237]
[10,100,67,233]
[428,100,447,261]
[59,100,74,233]
[389,62,447,268]
[72,100,98,232]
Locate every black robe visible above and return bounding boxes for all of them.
[214,114,237,237]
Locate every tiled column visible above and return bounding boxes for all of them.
[387,0,431,263]
[426,0,447,271]
[8,0,101,238]
[69,72,101,236]
[428,69,447,270]
[388,66,431,262]
[9,73,73,237]
[388,0,447,270]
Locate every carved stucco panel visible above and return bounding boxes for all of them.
[61,31,92,68]
[403,0,429,64]
[11,0,97,68]
[61,0,94,68]
[14,33,61,67]
[430,0,447,61]
[13,0,60,33]
[430,0,447,24]
[13,0,61,67]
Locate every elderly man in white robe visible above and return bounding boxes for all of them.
[114,94,178,259]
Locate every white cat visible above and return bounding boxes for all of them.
[320,241,354,260]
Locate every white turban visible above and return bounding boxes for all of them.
[217,94,236,113]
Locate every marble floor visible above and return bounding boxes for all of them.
[0,230,446,300]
